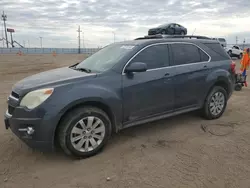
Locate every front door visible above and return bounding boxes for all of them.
[122,44,175,123]
[170,43,211,110]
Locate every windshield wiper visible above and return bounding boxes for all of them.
[73,67,92,73]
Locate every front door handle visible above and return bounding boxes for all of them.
[203,65,208,68]
[164,73,170,76]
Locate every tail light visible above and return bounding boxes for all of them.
[230,61,236,74]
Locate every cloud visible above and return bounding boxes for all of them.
[0,0,250,48]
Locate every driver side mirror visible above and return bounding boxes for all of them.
[124,62,147,73]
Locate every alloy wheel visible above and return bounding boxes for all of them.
[70,116,105,152]
[209,92,225,116]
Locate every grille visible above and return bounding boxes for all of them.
[8,105,15,115]
[11,91,19,99]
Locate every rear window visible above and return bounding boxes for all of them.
[203,43,230,60]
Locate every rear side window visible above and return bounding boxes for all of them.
[171,43,209,65]
[130,44,169,69]
[203,43,230,60]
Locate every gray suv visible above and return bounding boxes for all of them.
[4,35,235,158]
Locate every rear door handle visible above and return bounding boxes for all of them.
[164,73,170,76]
[203,65,208,68]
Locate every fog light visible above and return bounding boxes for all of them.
[18,127,35,135]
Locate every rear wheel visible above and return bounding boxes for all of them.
[58,106,112,158]
[202,86,228,120]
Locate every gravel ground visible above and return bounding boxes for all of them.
[0,54,250,188]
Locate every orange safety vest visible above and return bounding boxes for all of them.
[240,49,250,71]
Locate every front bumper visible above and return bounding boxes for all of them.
[4,109,56,152]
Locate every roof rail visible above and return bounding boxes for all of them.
[135,34,212,40]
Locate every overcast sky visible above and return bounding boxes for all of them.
[1,0,250,48]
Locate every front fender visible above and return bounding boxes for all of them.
[45,83,123,132]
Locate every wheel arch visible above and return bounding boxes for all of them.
[205,77,230,104]
[53,100,119,148]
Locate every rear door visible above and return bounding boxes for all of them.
[169,43,211,110]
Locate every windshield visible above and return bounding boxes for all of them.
[75,43,136,72]
[157,23,170,28]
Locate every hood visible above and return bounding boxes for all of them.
[12,66,96,96]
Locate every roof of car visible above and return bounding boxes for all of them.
[157,23,175,28]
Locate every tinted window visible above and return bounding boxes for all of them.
[171,44,207,65]
[130,44,169,69]
[199,49,210,61]
[203,43,230,60]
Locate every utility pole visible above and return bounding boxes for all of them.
[82,32,85,48]
[1,11,8,48]
[112,32,115,43]
[77,26,82,54]
[236,36,238,45]
[1,21,4,47]
[39,37,43,48]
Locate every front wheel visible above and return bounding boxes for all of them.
[58,106,112,158]
[238,53,243,59]
[180,31,185,35]
[228,50,233,57]
[202,86,228,120]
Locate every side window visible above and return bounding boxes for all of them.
[130,44,169,69]
[171,43,206,65]
[199,49,210,62]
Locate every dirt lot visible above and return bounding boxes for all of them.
[0,54,250,188]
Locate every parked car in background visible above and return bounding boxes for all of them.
[4,35,235,158]
[212,38,227,47]
[148,23,187,35]
[225,45,243,59]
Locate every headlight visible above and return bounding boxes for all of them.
[20,88,54,110]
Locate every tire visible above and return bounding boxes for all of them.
[180,31,185,35]
[238,53,243,59]
[228,50,232,57]
[202,86,228,120]
[58,106,112,158]
[235,84,242,91]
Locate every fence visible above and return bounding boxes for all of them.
[0,47,101,55]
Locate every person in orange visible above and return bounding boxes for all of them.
[240,48,250,77]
